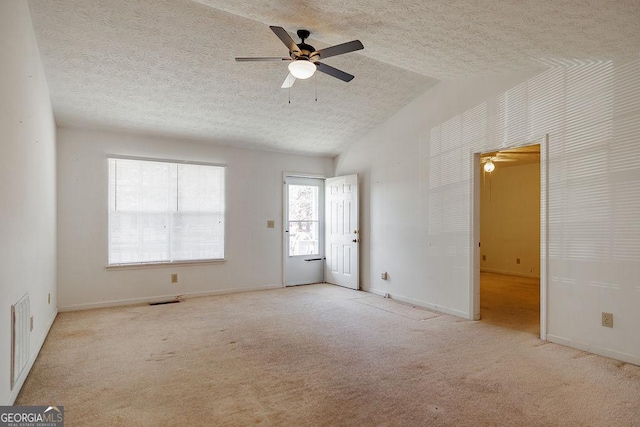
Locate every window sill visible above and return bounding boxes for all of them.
[106,259,226,270]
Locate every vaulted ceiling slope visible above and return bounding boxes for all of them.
[28,0,639,156]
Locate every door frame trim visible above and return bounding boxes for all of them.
[282,172,326,286]
[470,134,549,340]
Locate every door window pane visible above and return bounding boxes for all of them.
[288,184,320,256]
[288,185,319,221]
[289,221,319,256]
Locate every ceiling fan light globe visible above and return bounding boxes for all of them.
[484,160,495,173]
[288,60,316,79]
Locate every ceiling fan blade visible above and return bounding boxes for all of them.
[314,40,364,60]
[270,26,301,55]
[235,57,290,62]
[281,73,296,88]
[315,62,355,82]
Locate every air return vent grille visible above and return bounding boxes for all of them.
[11,293,30,390]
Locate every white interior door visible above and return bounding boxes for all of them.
[325,174,359,290]
[284,176,325,286]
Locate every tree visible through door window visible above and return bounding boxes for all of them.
[288,185,319,256]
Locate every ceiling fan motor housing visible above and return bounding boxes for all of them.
[294,43,316,59]
[292,29,316,59]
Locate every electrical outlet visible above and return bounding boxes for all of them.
[602,312,613,328]
[30,316,34,332]
[171,273,178,284]
[267,220,275,228]
[516,258,521,264]
[482,255,486,261]
[381,272,388,280]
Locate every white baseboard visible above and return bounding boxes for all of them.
[366,288,470,319]
[8,309,58,405]
[480,268,540,279]
[58,284,284,312]
[546,334,640,366]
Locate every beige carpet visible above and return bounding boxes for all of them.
[16,280,640,426]
[480,272,540,335]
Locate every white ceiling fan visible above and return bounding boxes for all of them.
[235,26,364,88]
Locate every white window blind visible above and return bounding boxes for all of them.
[108,157,225,265]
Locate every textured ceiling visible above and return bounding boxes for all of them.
[192,0,640,79]
[28,0,640,156]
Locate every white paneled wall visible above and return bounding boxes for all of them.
[429,59,640,362]
[337,60,640,364]
[0,1,58,405]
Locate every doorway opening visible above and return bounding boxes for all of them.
[283,173,360,289]
[473,139,547,337]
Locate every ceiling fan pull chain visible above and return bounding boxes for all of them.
[315,79,318,102]
[288,84,291,104]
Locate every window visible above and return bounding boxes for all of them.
[108,157,225,265]
[288,184,320,256]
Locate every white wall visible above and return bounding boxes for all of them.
[480,162,540,277]
[335,68,540,317]
[57,127,333,310]
[0,1,58,404]
[336,59,640,365]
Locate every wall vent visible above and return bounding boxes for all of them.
[11,293,30,390]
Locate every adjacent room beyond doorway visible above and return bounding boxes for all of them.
[480,145,541,335]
